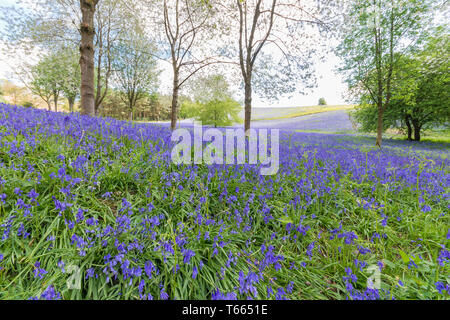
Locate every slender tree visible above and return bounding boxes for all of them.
[218,0,331,133]
[354,31,450,142]
[27,51,72,111]
[111,28,159,121]
[29,64,54,110]
[1,0,137,116]
[93,0,137,115]
[60,47,81,112]
[143,0,222,131]
[337,0,432,147]
[79,0,98,116]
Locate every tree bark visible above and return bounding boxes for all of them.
[374,12,384,148]
[375,104,384,147]
[79,0,98,116]
[53,92,58,112]
[244,79,252,133]
[68,97,75,113]
[170,71,179,131]
[95,25,103,116]
[412,119,421,141]
[405,115,412,140]
[379,7,394,147]
[94,13,111,116]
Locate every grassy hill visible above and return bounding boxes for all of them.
[238,105,356,122]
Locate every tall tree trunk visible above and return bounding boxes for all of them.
[68,97,75,113]
[244,79,252,133]
[79,0,98,116]
[375,104,384,148]
[170,71,179,131]
[405,115,412,140]
[94,99,99,116]
[413,128,420,141]
[412,119,421,141]
[53,92,58,112]
[46,100,52,111]
[129,108,133,121]
[380,8,394,146]
[374,18,383,148]
[95,33,102,117]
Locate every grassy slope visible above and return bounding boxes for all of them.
[244,105,356,122]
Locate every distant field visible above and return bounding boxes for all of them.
[248,109,355,132]
[151,107,357,132]
[238,104,356,121]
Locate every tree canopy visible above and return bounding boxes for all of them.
[337,0,433,146]
[352,29,450,141]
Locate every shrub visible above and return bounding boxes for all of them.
[196,98,241,127]
[179,100,200,119]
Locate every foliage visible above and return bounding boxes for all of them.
[196,98,240,127]
[189,74,234,104]
[111,27,159,120]
[29,55,60,109]
[336,0,433,146]
[180,97,241,127]
[183,74,241,126]
[58,47,81,110]
[318,98,327,106]
[352,30,450,140]
[28,47,81,111]
[99,90,172,122]
[179,100,200,120]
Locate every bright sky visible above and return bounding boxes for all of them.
[0,0,348,107]
[254,55,349,107]
[155,52,348,108]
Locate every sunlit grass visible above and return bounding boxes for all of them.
[250,105,356,121]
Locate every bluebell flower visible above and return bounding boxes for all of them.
[192,266,198,279]
[31,285,61,300]
[33,261,48,279]
[211,289,237,300]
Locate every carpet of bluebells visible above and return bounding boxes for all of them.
[0,103,449,300]
[249,109,354,131]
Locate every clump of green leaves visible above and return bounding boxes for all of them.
[181,74,241,127]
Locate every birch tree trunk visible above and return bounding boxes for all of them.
[79,0,98,116]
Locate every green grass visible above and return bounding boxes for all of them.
[419,129,450,144]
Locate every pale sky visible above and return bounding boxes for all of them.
[155,52,348,108]
[0,0,348,107]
